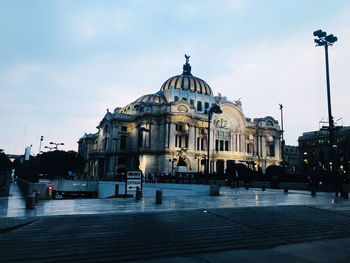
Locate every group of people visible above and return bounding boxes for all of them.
[307,167,347,197]
[228,169,240,188]
[144,173,197,184]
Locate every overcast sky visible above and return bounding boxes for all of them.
[1,0,350,155]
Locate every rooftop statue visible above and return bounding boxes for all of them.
[185,54,190,64]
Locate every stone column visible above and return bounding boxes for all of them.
[212,129,216,152]
[231,133,235,152]
[261,136,267,158]
[147,123,152,149]
[275,137,281,160]
[257,135,261,157]
[211,160,215,173]
[164,122,169,148]
[188,125,195,151]
[240,134,245,153]
[169,123,176,149]
[194,126,197,151]
[253,136,258,157]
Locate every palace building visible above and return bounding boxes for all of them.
[78,56,282,177]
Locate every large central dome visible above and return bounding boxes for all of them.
[160,56,213,96]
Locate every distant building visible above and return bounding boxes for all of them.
[283,145,301,174]
[78,56,282,178]
[298,126,350,173]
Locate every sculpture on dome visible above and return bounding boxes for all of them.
[182,54,192,75]
[185,54,190,64]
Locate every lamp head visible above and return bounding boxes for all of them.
[314,39,323,45]
[325,34,338,43]
[313,29,326,38]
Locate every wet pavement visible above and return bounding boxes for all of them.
[0,182,349,218]
[1,182,350,262]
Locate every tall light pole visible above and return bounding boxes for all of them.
[49,141,64,150]
[313,29,338,168]
[279,104,285,168]
[206,104,222,176]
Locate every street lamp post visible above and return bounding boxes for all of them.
[49,141,64,150]
[279,104,285,168]
[313,29,338,168]
[206,104,222,177]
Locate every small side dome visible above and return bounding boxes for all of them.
[160,55,213,96]
[135,93,167,104]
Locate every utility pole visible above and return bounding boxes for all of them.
[279,104,285,168]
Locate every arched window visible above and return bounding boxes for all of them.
[182,97,187,101]
[204,102,209,110]
[190,99,194,105]
[174,96,179,102]
[197,101,202,111]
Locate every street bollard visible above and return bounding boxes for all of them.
[46,188,53,200]
[156,189,163,204]
[262,186,266,191]
[33,190,39,203]
[210,185,220,196]
[311,187,316,196]
[136,187,142,200]
[244,183,249,190]
[284,187,288,193]
[26,193,35,209]
[115,184,119,197]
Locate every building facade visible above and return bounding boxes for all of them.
[283,145,301,174]
[78,57,282,178]
[298,126,350,173]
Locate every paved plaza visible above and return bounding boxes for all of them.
[0,183,350,262]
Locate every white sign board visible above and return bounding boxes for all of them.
[126,171,142,191]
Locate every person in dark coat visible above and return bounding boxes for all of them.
[332,168,343,197]
[234,169,239,188]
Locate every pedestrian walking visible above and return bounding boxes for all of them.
[234,169,239,188]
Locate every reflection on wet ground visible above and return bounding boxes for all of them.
[0,182,348,218]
